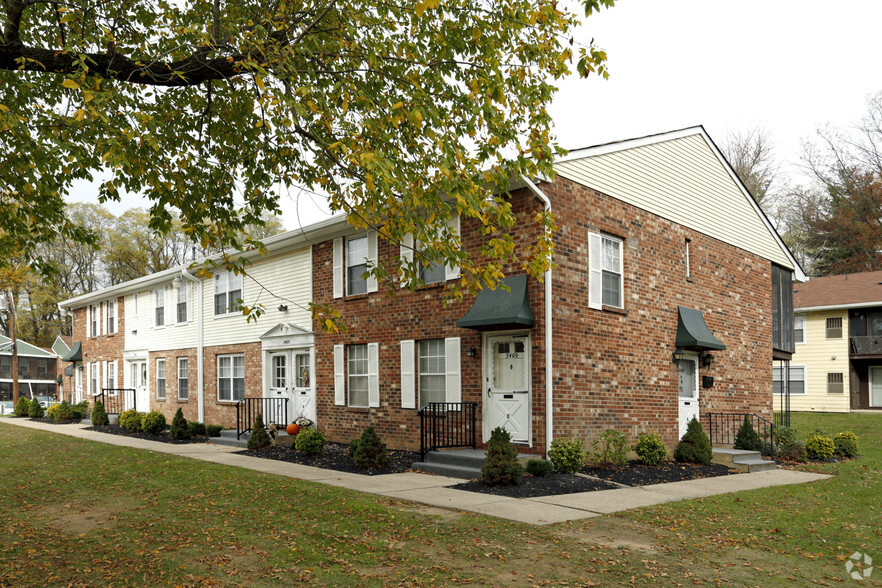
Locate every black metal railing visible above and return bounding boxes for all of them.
[850,336,882,355]
[96,388,136,414]
[705,412,775,448]
[418,402,478,461]
[236,397,289,440]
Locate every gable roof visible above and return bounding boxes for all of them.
[794,271,882,310]
[52,335,72,356]
[0,335,57,358]
[553,126,805,281]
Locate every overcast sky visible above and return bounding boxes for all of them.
[70,0,882,228]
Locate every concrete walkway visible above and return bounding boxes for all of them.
[1,418,831,526]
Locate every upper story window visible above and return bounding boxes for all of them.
[826,317,843,339]
[38,359,47,377]
[685,238,691,279]
[176,283,188,323]
[18,358,28,377]
[154,288,165,327]
[771,264,794,352]
[794,315,806,344]
[0,357,9,374]
[347,236,368,296]
[214,271,242,315]
[417,243,446,284]
[106,300,116,334]
[90,304,98,336]
[588,232,623,310]
[333,231,379,298]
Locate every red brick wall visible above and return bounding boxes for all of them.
[201,342,263,428]
[72,297,126,406]
[148,348,200,424]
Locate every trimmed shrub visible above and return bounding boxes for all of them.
[777,441,807,463]
[834,431,859,458]
[591,429,629,468]
[525,459,555,477]
[52,401,73,423]
[91,400,109,426]
[349,426,390,470]
[46,402,61,420]
[141,411,167,435]
[70,401,89,420]
[294,426,326,455]
[247,414,272,450]
[28,398,45,418]
[674,418,713,465]
[118,409,142,432]
[774,425,798,447]
[206,424,223,437]
[14,397,30,417]
[805,432,835,460]
[480,427,523,486]
[188,421,206,437]
[733,415,763,452]
[548,437,585,474]
[634,431,667,466]
[169,408,191,440]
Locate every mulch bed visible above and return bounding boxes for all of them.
[237,442,418,475]
[85,423,210,444]
[581,460,739,486]
[27,417,86,425]
[453,474,620,498]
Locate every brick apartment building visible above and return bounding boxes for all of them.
[59,127,803,454]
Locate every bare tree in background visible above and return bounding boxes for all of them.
[721,127,780,212]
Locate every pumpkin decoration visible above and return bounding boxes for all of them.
[286,423,300,436]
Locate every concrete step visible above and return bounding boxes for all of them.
[712,448,777,473]
[730,458,777,473]
[413,461,483,480]
[213,428,295,449]
[411,448,534,480]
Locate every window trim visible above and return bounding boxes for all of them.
[347,343,369,407]
[588,231,624,310]
[106,299,116,334]
[825,316,843,339]
[794,314,806,345]
[177,357,189,400]
[418,339,447,407]
[346,235,369,297]
[176,283,188,324]
[827,372,844,395]
[156,358,166,399]
[214,271,243,316]
[773,363,807,396]
[154,287,166,327]
[217,354,245,402]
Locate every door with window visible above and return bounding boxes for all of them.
[129,360,148,412]
[74,365,83,404]
[485,334,530,444]
[870,367,882,407]
[267,349,313,425]
[678,352,699,439]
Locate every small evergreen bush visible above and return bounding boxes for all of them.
[46,402,61,420]
[70,401,89,419]
[777,441,807,463]
[833,431,858,458]
[348,426,390,470]
[91,400,109,426]
[188,421,206,437]
[525,459,555,477]
[774,425,798,447]
[674,418,713,465]
[169,407,191,440]
[805,432,835,460]
[294,426,326,455]
[141,411,167,434]
[118,409,142,432]
[28,397,45,418]
[634,431,667,466]
[206,424,223,437]
[591,429,629,468]
[247,414,272,450]
[548,437,585,474]
[53,401,73,423]
[733,415,763,452]
[480,427,523,486]
[14,397,30,417]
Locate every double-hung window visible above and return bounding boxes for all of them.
[588,232,624,309]
[178,358,189,400]
[176,283,188,323]
[106,300,116,334]
[38,360,47,377]
[214,272,242,315]
[107,361,116,391]
[773,364,805,395]
[346,236,368,296]
[154,288,165,327]
[90,362,98,395]
[18,358,28,377]
[418,339,446,405]
[218,354,244,401]
[347,344,369,407]
[794,315,806,344]
[90,304,98,336]
[156,358,166,399]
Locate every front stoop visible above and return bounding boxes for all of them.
[712,448,777,473]
[211,429,294,449]
[411,449,535,480]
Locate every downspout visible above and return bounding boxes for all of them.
[520,175,554,455]
[180,269,204,423]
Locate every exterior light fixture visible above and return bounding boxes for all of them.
[702,352,714,368]
[465,347,477,358]
[278,305,288,312]
[672,349,684,364]
[131,329,137,336]
[171,276,183,288]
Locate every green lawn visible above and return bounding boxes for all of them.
[0,413,879,586]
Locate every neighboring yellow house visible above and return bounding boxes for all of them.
[790,271,882,412]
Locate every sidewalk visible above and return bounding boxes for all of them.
[1,418,831,526]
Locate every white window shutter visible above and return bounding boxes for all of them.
[399,234,413,288]
[85,306,90,338]
[445,337,461,403]
[332,238,343,299]
[368,342,380,407]
[588,231,603,310]
[85,363,90,395]
[98,302,104,336]
[367,230,378,293]
[102,361,107,392]
[112,360,118,388]
[445,214,460,281]
[333,344,345,405]
[400,340,415,408]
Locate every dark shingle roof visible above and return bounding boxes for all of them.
[794,271,882,309]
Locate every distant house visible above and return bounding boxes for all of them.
[59,127,803,454]
[791,271,882,412]
[0,334,62,401]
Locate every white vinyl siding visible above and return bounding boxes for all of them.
[214,271,242,315]
[218,354,244,402]
[554,132,795,270]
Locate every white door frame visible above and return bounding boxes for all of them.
[260,323,316,426]
[870,366,882,407]
[482,331,531,445]
[678,352,699,439]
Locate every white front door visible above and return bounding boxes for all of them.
[130,360,148,412]
[486,334,530,444]
[268,351,292,425]
[678,353,699,439]
[267,349,315,426]
[74,365,83,404]
[870,367,882,407]
[292,351,313,421]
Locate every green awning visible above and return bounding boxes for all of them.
[675,306,726,350]
[457,275,535,329]
[61,341,82,362]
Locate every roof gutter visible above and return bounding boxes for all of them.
[520,174,554,455]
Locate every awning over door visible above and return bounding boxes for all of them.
[675,306,726,350]
[61,341,82,362]
[457,275,535,329]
